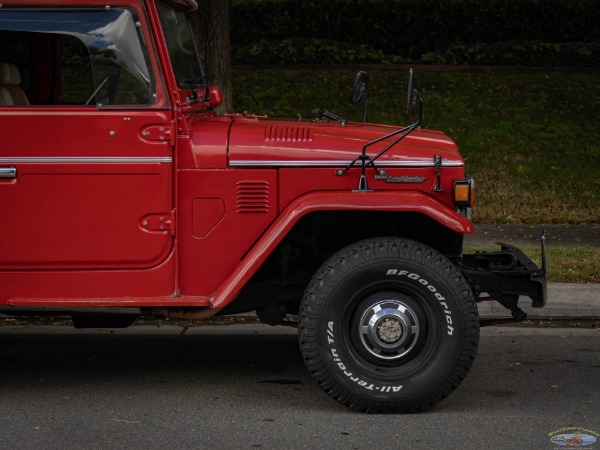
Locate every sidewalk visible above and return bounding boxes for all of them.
[464,223,600,248]
[477,283,600,319]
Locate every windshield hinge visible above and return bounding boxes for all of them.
[170,120,176,146]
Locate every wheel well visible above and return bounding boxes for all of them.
[286,210,464,261]
[221,211,464,316]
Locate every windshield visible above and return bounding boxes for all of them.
[156,1,205,88]
[0,8,155,106]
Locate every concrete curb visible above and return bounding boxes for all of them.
[477,283,600,318]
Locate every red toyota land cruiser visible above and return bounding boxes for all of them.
[0,0,546,413]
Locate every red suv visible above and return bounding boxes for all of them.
[0,0,546,413]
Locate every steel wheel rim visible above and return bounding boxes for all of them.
[357,299,421,361]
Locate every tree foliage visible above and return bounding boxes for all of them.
[231,0,600,66]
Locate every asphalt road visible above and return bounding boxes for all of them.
[0,323,598,450]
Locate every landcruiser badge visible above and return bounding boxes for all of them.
[374,175,428,184]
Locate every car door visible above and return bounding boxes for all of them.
[0,6,174,270]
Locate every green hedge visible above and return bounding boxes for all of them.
[421,42,600,66]
[233,39,600,66]
[231,0,600,66]
[232,39,390,65]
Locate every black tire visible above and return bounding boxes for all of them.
[298,237,479,413]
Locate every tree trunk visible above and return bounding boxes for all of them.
[194,0,232,114]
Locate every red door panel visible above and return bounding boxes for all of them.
[0,109,174,269]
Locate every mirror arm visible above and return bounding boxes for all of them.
[343,92,423,178]
[370,124,418,165]
[337,68,424,191]
[361,95,368,123]
[337,120,420,193]
[202,75,210,104]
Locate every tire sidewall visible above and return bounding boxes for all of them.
[315,253,469,403]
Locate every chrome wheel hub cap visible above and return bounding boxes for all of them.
[358,300,420,361]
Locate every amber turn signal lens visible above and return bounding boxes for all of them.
[454,184,470,203]
[453,178,475,208]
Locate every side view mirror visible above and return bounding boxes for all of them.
[208,86,223,109]
[351,71,368,104]
[406,68,417,114]
[351,71,369,122]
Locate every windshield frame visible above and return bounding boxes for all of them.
[156,0,207,90]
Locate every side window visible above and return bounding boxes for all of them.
[0,8,158,108]
[0,30,31,106]
[59,34,94,104]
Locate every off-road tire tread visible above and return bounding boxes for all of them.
[298,237,479,413]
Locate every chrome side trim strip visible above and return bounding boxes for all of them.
[0,157,172,164]
[229,159,464,168]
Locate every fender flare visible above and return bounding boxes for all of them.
[210,190,473,308]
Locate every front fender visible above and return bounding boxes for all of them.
[211,190,473,308]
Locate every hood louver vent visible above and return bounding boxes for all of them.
[236,181,270,213]
[264,126,313,143]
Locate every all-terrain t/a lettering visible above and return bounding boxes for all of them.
[328,322,403,393]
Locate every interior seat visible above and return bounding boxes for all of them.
[0,62,29,106]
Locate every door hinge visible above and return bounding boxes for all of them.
[140,121,176,146]
[140,210,175,235]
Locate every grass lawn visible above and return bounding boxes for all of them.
[233,66,600,224]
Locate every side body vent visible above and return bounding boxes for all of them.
[236,181,270,213]
[264,126,313,143]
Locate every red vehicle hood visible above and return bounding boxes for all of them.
[228,117,463,168]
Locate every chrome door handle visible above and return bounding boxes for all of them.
[0,167,16,178]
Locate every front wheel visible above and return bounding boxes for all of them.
[298,237,479,413]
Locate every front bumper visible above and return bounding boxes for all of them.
[459,235,547,318]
